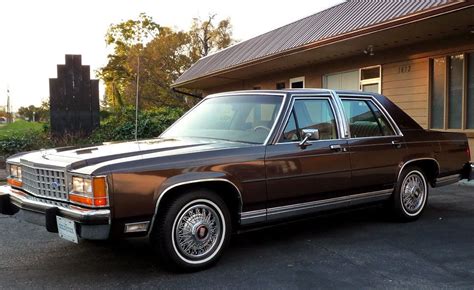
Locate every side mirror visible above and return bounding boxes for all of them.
[298,128,320,148]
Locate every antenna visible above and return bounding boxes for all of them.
[134,55,140,141]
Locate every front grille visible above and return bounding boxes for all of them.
[21,165,69,201]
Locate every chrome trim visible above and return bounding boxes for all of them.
[0,185,111,222]
[329,90,350,138]
[267,189,393,217]
[264,93,288,145]
[240,209,267,225]
[273,93,345,144]
[20,164,69,202]
[436,174,461,183]
[148,178,243,235]
[398,158,441,181]
[337,94,403,137]
[240,189,393,225]
[435,174,461,187]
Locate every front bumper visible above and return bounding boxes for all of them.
[0,185,111,240]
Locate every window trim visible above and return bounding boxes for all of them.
[276,95,341,144]
[339,95,403,139]
[429,51,474,132]
[289,76,305,88]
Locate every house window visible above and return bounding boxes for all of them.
[323,66,381,93]
[290,77,305,88]
[276,82,285,90]
[430,52,474,130]
[468,53,474,129]
[325,70,359,91]
[359,66,381,93]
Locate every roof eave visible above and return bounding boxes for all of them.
[172,1,473,89]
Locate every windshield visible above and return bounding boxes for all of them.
[161,95,283,144]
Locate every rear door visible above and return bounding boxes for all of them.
[340,95,406,193]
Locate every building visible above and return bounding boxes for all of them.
[173,0,474,160]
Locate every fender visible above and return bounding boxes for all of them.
[397,157,440,181]
[148,172,243,235]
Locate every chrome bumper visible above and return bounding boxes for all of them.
[0,185,111,240]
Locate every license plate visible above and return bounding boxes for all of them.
[56,216,78,244]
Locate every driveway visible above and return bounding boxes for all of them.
[0,184,473,289]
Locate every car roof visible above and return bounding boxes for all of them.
[208,89,380,98]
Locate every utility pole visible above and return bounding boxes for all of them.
[6,88,11,124]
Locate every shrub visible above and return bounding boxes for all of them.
[0,107,185,160]
[89,106,184,143]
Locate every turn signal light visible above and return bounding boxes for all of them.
[7,178,22,188]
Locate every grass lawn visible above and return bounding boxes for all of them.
[0,120,44,138]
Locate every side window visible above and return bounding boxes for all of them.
[280,98,338,142]
[281,111,299,142]
[341,99,395,138]
[367,101,395,136]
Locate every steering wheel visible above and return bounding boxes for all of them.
[253,125,271,132]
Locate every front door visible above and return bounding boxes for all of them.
[265,96,351,217]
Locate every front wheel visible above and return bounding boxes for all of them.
[391,166,429,222]
[150,190,231,271]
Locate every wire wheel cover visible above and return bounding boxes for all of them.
[174,203,222,260]
[401,172,426,214]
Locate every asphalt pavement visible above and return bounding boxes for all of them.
[1,184,474,289]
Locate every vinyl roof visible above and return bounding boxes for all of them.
[174,0,461,87]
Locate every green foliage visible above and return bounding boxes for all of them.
[0,108,185,159]
[89,107,184,142]
[0,120,49,156]
[16,101,49,122]
[188,14,234,61]
[98,13,234,111]
[0,120,44,138]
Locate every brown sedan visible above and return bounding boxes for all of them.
[1,89,473,271]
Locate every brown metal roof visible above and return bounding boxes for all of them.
[174,0,466,87]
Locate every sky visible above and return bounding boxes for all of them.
[0,0,344,111]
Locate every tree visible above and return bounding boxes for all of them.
[98,13,235,110]
[17,103,48,122]
[98,13,161,109]
[188,14,234,61]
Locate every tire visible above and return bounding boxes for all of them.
[150,189,231,272]
[391,166,429,222]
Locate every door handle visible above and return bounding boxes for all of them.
[392,140,402,149]
[330,144,343,151]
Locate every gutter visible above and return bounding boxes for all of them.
[173,1,473,88]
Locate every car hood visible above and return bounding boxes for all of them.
[10,137,251,173]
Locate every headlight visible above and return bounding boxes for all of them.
[8,164,22,180]
[69,176,108,207]
[6,164,22,187]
